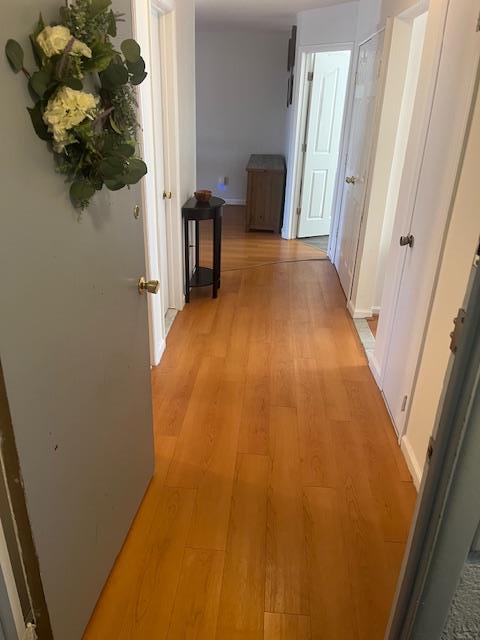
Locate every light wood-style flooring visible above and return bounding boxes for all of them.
[84,207,416,639]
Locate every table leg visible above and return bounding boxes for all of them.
[218,214,222,290]
[184,217,190,303]
[195,220,200,271]
[213,214,220,299]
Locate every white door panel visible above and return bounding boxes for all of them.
[298,51,350,238]
[336,32,385,296]
[136,5,170,365]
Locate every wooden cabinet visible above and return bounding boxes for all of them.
[245,154,286,233]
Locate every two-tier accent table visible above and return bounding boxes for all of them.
[182,196,225,303]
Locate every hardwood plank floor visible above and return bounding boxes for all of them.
[83,209,416,639]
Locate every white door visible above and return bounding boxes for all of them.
[0,0,154,637]
[298,50,350,238]
[135,4,170,365]
[378,1,480,436]
[335,32,385,297]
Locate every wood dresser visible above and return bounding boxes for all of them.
[245,154,286,233]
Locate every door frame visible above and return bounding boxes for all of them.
[386,257,480,639]
[295,48,352,242]
[283,41,355,255]
[370,0,480,439]
[132,0,184,366]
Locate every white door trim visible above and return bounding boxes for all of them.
[283,41,355,250]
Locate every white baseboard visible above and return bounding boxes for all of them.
[371,305,381,315]
[224,198,246,206]
[347,299,373,319]
[400,436,423,490]
[367,352,383,388]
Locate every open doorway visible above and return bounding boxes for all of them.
[295,49,351,253]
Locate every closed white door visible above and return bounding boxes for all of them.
[380,1,480,436]
[298,51,351,238]
[336,32,384,296]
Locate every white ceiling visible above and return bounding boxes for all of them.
[196,0,355,32]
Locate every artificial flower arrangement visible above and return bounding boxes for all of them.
[5,0,148,209]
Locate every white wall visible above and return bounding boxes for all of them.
[401,86,480,487]
[283,1,358,239]
[196,30,288,203]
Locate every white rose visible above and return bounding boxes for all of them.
[37,25,92,59]
[43,86,99,152]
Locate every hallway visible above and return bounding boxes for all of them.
[84,211,417,639]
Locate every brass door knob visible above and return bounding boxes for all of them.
[138,277,160,295]
[163,191,173,199]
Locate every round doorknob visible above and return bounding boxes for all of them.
[399,234,415,248]
[138,277,160,295]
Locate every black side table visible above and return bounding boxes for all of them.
[182,196,225,302]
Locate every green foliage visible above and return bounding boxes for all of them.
[5,39,24,73]
[121,39,140,63]
[5,0,148,210]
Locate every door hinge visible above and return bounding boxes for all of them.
[401,395,408,412]
[477,11,480,31]
[302,143,307,153]
[296,207,301,216]
[427,436,435,461]
[450,308,466,354]
[307,71,314,82]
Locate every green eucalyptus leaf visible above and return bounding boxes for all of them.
[122,158,147,185]
[63,77,83,90]
[101,63,128,89]
[90,0,112,18]
[27,103,49,140]
[121,39,141,64]
[104,178,126,191]
[116,143,135,158]
[130,70,148,86]
[99,156,125,178]
[32,13,45,38]
[5,39,24,73]
[70,181,96,207]
[30,69,50,98]
[107,11,117,37]
[109,115,123,135]
[127,57,145,76]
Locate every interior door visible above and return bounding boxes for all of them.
[335,32,385,296]
[135,4,170,365]
[298,50,350,238]
[0,2,154,638]
[150,9,170,322]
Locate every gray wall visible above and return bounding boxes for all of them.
[196,30,289,202]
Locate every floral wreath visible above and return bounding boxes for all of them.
[5,0,148,209]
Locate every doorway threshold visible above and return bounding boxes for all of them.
[353,318,375,358]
